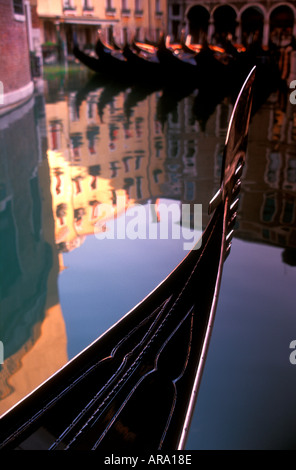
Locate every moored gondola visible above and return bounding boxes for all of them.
[0,68,255,451]
[156,35,200,86]
[122,42,163,84]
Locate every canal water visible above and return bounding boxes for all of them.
[0,64,296,450]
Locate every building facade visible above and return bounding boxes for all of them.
[0,0,35,114]
[37,0,167,61]
[167,1,296,47]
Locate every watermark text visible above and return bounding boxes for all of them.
[0,81,3,105]
[94,197,202,251]
[290,80,296,105]
[0,341,3,364]
[289,340,296,364]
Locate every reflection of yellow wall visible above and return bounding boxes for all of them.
[0,304,68,416]
[46,87,166,251]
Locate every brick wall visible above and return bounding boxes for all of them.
[0,0,32,95]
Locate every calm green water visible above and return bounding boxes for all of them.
[0,64,296,449]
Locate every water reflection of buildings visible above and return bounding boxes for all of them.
[238,96,296,264]
[163,92,233,229]
[158,84,296,264]
[46,82,169,255]
[0,94,68,416]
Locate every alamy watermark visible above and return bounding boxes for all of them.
[0,341,3,364]
[290,80,296,105]
[0,81,3,105]
[289,340,296,364]
[94,196,202,251]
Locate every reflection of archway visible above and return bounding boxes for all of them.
[241,6,264,47]
[213,5,237,43]
[187,6,210,43]
[270,5,295,46]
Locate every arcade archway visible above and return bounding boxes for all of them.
[187,5,210,43]
[270,5,295,46]
[241,6,264,46]
[212,5,238,44]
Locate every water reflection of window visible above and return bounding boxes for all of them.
[109,123,119,142]
[286,158,296,184]
[153,169,162,183]
[122,156,132,172]
[135,117,143,138]
[266,151,281,185]
[184,180,195,202]
[183,141,196,174]
[86,125,100,155]
[154,138,163,158]
[123,178,134,198]
[110,161,120,178]
[168,139,180,159]
[124,122,132,139]
[166,163,180,173]
[56,203,67,225]
[88,165,101,190]
[281,200,295,225]
[135,153,144,170]
[87,98,96,120]
[154,118,161,135]
[70,133,83,163]
[49,120,62,151]
[53,168,63,195]
[136,176,143,199]
[262,194,276,222]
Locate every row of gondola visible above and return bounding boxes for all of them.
[73,33,229,86]
[73,33,281,117]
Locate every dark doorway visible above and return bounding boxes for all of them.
[213,5,237,44]
[187,6,210,43]
[241,7,264,47]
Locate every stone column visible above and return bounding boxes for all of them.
[235,18,242,44]
[207,18,215,43]
[263,19,269,47]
